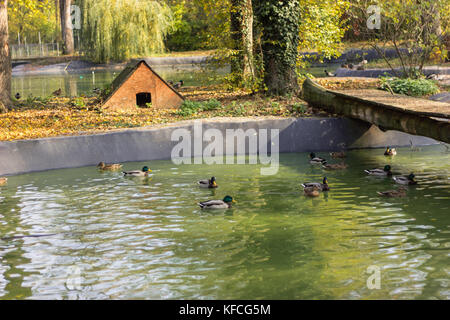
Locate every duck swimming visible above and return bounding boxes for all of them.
[97,162,123,171]
[0,177,7,186]
[303,186,320,197]
[384,147,397,156]
[198,195,235,209]
[302,177,330,191]
[377,187,407,198]
[322,162,348,170]
[198,176,218,188]
[330,151,346,159]
[393,173,417,185]
[364,165,393,176]
[309,153,327,165]
[123,166,152,177]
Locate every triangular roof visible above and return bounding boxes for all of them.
[104,59,184,104]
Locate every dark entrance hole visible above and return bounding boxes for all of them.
[136,92,152,107]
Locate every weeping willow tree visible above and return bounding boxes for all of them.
[80,0,173,63]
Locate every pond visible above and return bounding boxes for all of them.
[11,63,340,98]
[0,145,448,299]
[11,65,231,98]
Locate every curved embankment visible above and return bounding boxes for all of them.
[302,78,450,143]
[0,117,437,176]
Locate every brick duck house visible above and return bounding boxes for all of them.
[102,59,184,111]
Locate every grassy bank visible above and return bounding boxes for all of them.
[0,85,319,142]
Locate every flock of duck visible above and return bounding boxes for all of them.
[0,147,417,210]
[302,147,416,198]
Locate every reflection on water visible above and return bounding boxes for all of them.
[11,65,230,98]
[0,145,448,299]
[11,63,339,99]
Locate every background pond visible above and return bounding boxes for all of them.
[0,145,448,299]
[11,63,340,98]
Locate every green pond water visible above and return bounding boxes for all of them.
[11,64,339,98]
[0,145,449,300]
[11,65,230,98]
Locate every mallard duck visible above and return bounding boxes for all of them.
[302,177,330,191]
[0,177,7,186]
[198,176,218,188]
[330,151,346,158]
[309,152,327,165]
[173,80,184,89]
[384,147,397,156]
[393,173,417,185]
[377,187,407,198]
[97,162,123,171]
[198,195,235,209]
[123,166,152,177]
[324,70,336,77]
[364,165,393,176]
[303,186,320,197]
[15,92,21,100]
[323,162,348,170]
[52,88,62,96]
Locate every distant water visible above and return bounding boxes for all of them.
[0,145,449,299]
[11,63,340,98]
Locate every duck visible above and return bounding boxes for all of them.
[52,88,62,96]
[309,152,327,165]
[97,162,123,171]
[384,147,397,156]
[330,151,346,159]
[355,59,368,70]
[123,166,152,177]
[322,162,348,170]
[393,173,417,185]
[364,165,393,176]
[324,70,336,77]
[377,187,407,198]
[198,195,235,209]
[302,177,330,191]
[303,186,320,197]
[15,92,21,100]
[173,80,184,89]
[198,176,218,188]
[0,177,7,186]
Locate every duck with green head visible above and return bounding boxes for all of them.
[309,152,327,165]
[123,166,152,177]
[364,165,393,176]
[198,176,218,188]
[393,173,417,185]
[198,195,235,209]
[302,177,330,191]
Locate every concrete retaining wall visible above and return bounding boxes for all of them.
[0,117,437,176]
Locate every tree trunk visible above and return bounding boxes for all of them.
[60,0,74,55]
[0,0,11,113]
[230,0,254,82]
[254,0,301,95]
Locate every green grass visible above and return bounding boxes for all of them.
[379,77,440,97]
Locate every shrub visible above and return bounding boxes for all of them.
[175,99,222,116]
[379,77,440,97]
